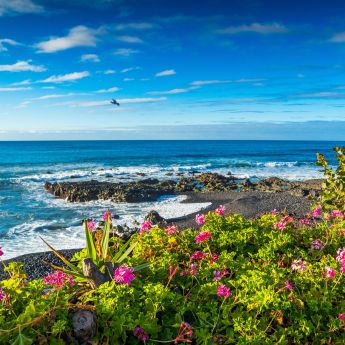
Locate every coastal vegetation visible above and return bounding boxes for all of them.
[0,148,345,344]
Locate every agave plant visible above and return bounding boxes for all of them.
[42,212,148,289]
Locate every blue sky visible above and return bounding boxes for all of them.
[1,0,345,140]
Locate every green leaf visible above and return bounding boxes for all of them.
[101,219,111,260]
[113,241,137,264]
[84,221,97,261]
[11,332,33,345]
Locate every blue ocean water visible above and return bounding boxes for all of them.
[0,140,343,259]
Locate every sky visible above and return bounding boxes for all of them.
[1,0,345,140]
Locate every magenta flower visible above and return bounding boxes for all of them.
[291,259,307,271]
[210,253,219,264]
[217,284,232,299]
[0,246,3,257]
[336,248,345,265]
[133,326,150,341]
[0,288,5,301]
[180,264,198,277]
[284,280,293,291]
[325,267,337,279]
[195,214,206,225]
[190,251,207,261]
[215,205,225,216]
[174,322,193,344]
[311,207,321,218]
[274,221,286,231]
[331,210,344,219]
[140,220,152,234]
[339,313,345,322]
[103,211,112,222]
[87,219,97,232]
[271,209,277,215]
[113,265,135,285]
[299,218,310,225]
[43,271,75,290]
[165,225,177,235]
[195,231,212,244]
[213,268,229,282]
[311,239,325,250]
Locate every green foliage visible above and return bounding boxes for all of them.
[316,146,345,211]
[1,209,345,343]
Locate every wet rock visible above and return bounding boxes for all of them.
[145,210,167,226]
[72,310,96,343]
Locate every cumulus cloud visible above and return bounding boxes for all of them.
[38,71,90,83]
[0,60,46,72]
[96,87,121,93]
[155,69,176,77]
[329,32,345,43]
[35,26,98,53]
[0,0,43,16]
[116,35,144,43]
[0,38,20,51]
[216,22,288,34]
[0,86,32,91]
[114,48,140,56]
[81,54,100,62]
[120,66,140,73]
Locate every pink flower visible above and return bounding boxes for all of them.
[271,209,277,215]
[195,214,206,225]
[0,246,3,257]
[284,280,293,291]
[165,225,177,235]
[103,211,112,222]
[291,259,307,271]
[331,210,344,219]
[311,239,325,250]
[341,265,345,274]
[87,219,97,232]
[195,231,212,244]
[210,253,219,264]
[299,218,310,225]
[215,205,225,216]
[140,220,152,234]
[336,248,345,265]
[190,251,207,261]
[311,207,321,218]
[134,326,150,341]
[113,265,135,285]
[213,269,229,282]
[283,216,294,224]
[180,264,198,277]
[339,313,345,322]
[0,288,5,301]
[174,322,193,344]
[43,271,75,289]
[325,267,337,279]
[274,221,286,231]
[217,284,232,299]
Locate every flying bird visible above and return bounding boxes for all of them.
[110,99,120,106]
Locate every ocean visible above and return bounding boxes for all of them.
[0,140,343,259]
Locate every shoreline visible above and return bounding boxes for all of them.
[0,189,312,281]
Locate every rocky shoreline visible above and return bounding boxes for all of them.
[45,172,323,203]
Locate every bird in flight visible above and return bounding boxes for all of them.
[110,99,120,106]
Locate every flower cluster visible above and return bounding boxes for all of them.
[87,219,97,232]
[113,265,135,285]
[213,269,229,282]
[311,239,325,250]
[195,231,212,244]
[195,214,205,225]
[299,218,310,225]
[217,284,232,299]
[174,322,193,344]
[291,259,307,271]
[103,211,112,222]
[43,271,75,289]
[325,267,336,279]
[330,210,344,219]
[0,246,3,257]
[180,264,198,277]
[215,205,225,216]
[284,280,293,291]
[310,207,321,218]
[274,221,286,231]
[133,325,150,341]
[190,251,208,261]
[336,248,345,273]
[339,313,345,329]
[140,221,152,234]
[165,225,177,235]
[0,288,5,301]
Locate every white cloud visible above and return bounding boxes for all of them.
[190,79,231,86]
[35,26,98,53]
[38,71,90,83]
[297,92,345,98]
[0,38,20,51]
[0,86,32,91]
[123,78,134,81]
[120,66,140,73]
[12,79,31,86]
[114,48,140,56]
[16,100,31,108]
[155,69,176,77]
[104,69,116,74]
[329,32,345,43]
[216,23,288,34]
[32,93,78,100]
[96,87,121,93]
[0,0,43,16]
[116,35,143,43]
[75,97,167,107]
[0,60,46,72]
[147,86,199,95]
[81,54,100,62]
[115,22,154,30]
